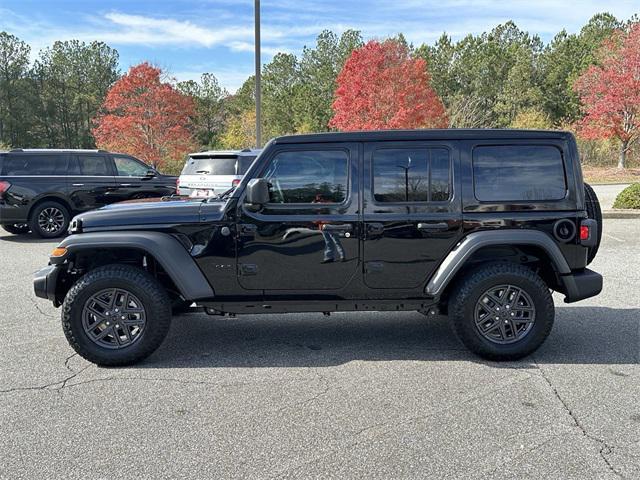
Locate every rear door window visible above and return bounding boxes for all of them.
[372,147,451,203]
[72,155,112,176]
[473,145,566,201]
[182,156,238,175]
[2,153,68,175]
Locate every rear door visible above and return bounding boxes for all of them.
[67,153,117,211]
[362,141,463,289]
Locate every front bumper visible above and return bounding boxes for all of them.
[562,268,603,303]
[33,265,61,304]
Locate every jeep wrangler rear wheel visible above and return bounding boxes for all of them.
[449,262,554,361]
[62,264,172,366]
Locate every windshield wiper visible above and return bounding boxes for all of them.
[207,187,235,202]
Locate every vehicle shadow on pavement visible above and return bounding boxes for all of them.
[143,306,639,368]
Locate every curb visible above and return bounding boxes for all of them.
[603,209,640,219]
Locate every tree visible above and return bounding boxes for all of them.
[93,63,196,171]
[297,30,363,132]
[539,14,621,124]
[221,109,256,149]
[416,22,543,128]
[34,40,119,147]
[329,39,447,131]
[0,32,32,147]
[262,53,300,139]
[574,23,640,169]
[178,73,228,149]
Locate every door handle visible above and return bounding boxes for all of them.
[417,222,449,232]
[367,222,384,235]
[72,183,84,187]
[120,183,132,187]
[322,224,352,232]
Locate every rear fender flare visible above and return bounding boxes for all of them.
[426,230,571,297]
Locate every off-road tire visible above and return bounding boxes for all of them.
[448,262,554,361]
[29,200,70,238]
[583,182,602,265]
[2,224,30,235]
[61,264,172,366]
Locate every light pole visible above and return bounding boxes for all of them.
[254,0,261,148]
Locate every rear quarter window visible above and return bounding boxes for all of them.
[2,153,68,176]
[472,145,566,202]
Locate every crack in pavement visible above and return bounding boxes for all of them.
[0,365,90,394]
[275,368,331,414]
[28,296,55,319]
[270,372,534,479]
[534,357,623,479]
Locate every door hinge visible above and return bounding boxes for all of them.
[239,263,258,275]
[367,223,384,237]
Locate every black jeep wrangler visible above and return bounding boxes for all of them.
[34,130,603,366]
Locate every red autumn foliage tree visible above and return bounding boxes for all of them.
[329,39,447,131]
[93,63,196,170]
[574,23,640,169]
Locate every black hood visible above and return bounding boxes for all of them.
[71,198,228,232]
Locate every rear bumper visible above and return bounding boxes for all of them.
[33,265,61,304]
[562,268,603,303]
[0,203,29,225]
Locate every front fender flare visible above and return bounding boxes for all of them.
[54,231,214,300]
[425,230,571,297]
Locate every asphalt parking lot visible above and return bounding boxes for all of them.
[0,219,638,479]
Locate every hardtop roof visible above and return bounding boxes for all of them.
[272,129,572,144]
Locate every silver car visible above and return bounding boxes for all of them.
[178,149,261,198]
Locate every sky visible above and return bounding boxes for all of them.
[1,0,638,92]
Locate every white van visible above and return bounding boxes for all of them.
[177,149,261,198]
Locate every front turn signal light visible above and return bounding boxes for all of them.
[51,247,68,257]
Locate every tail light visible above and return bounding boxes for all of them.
[232,179,241,187]
[580,225,590,241]
[0,180,10,199]
[580,219,597,247]
[176,178,181,196]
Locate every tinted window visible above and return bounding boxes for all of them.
[2,154,68,175]
[237,156,257,175]
[77,155,111,176]
[263,150,348,204]
[182,156,238,175]
[373,148,451,202]
[473,145,566,201]
[114,156,149,176]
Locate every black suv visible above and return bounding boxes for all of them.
[0,149,177,238]
[33,130,603,365]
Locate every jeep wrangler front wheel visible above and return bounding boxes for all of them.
[61,264,172,366]
[448,262,554,361]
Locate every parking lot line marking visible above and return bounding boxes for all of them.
[604,233,624,242]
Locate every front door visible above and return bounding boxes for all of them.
[362,141,463,289]
[236,143,360,292]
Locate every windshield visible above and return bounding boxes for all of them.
[181,156,238,175]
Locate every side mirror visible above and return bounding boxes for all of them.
[145,169,157,178]
[245,178,270,208]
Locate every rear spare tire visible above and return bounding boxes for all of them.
[583,183,602,264]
